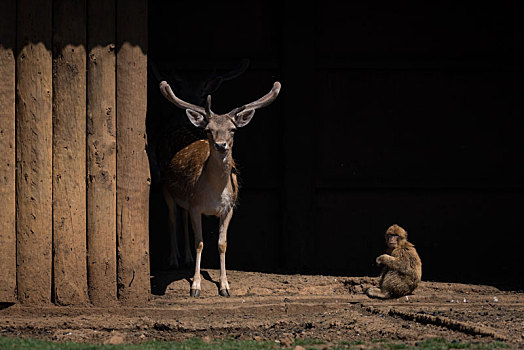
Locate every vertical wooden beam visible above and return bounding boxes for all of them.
[87,0,118,306]
[16,0,53,304]
[0,0,17,303]
[116,0,150,305]
[52,0,88,305]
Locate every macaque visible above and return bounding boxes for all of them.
[367,224,422,299]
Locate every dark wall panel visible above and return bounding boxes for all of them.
[149,1,280,61]
[147,1,523,290]
[315,69,524,188]
[316,189,523,289]
[226,190,282,271]
[316,3,523,60]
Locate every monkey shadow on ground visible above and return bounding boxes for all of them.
[150,269,220,296]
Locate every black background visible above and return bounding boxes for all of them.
[146,1,524,290]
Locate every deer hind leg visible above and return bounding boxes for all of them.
[162,187,180,268]
[218,208,233,297]
[181,208,194,266]
[189,209,203,297]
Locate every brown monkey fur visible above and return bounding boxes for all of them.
[367,224,422,299]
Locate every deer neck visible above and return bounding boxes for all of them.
[204,146,233,188]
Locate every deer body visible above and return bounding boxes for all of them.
[163,139,237,216]
[159,79,280,297]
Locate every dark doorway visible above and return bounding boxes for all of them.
[147,1,524,290]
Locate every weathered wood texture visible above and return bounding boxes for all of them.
[52,0,89,305]
[116,0,150,305]
[86,0,118,306]
[0,0,17,303]
[16,0,53,304]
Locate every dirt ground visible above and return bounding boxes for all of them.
[0,269,522,348]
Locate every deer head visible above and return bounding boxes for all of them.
[159,80,281,158]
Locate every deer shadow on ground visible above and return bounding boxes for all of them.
[150,268,220,296]
[0,303,15,311]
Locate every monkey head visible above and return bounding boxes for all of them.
[385,224,407,249]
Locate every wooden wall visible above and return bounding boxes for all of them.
[0,0,17,303]
[0,0,150,305]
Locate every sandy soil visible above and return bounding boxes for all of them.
[0,269,522,347]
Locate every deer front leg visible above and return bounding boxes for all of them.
[218,208,233,297]
[189,210,203,297]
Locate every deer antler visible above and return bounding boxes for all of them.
[161,80,281,117]
[229,81,281,115]
[205,95,212,115]
[159,80,206,115]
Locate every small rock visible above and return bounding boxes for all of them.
[202,336,212,343]
[104,334,125,345]
[279,333,294,347]
[294,346,306,350]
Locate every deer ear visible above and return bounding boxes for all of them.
[233,109,255,127]
[186,109,207,128]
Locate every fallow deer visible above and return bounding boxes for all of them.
[158,79,281,297]
[150,59,249,268]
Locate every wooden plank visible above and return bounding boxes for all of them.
[116,0,150,305]
[86,0,118,306]
[16,0,53,304]
[52,0,88,305]
[0,0,17,303]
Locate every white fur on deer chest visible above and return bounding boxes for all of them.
[197,182,235,217]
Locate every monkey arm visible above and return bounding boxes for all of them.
[376,254,396,267]
[376,254,412,275]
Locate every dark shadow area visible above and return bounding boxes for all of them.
[0,303,15,311]
[150,269,221,296]
[150,269,192,296]
[147,1,524,291]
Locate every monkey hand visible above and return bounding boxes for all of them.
[376,254,391,266]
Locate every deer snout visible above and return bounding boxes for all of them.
[214,141,228,152]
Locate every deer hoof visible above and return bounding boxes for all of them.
[190,289,200,297]
[219,289,230,297]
